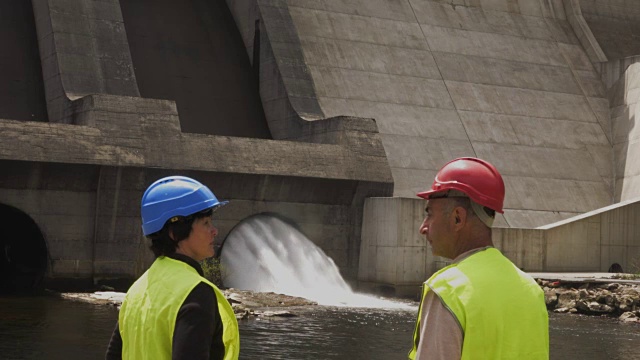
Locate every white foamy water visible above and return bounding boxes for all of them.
[220,214,413,309]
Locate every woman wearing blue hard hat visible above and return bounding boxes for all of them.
[106,176,239,360]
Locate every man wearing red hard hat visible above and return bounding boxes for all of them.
[408,158,549,360]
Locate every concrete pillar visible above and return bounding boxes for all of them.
[32,0,139,123]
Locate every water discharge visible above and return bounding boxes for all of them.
[220,214,413,309]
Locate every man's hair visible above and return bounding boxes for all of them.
[147,208,213,257]
[445,196,472,216]
[445,197,495,222]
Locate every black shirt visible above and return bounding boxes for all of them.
[105,253,224,360]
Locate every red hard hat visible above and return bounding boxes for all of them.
[417,157,505,213]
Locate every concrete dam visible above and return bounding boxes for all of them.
[0,0,639,296]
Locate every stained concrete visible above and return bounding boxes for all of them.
[119,0,272,138]
[359,196,640,296]
[0,0,48,122]
[611,63,640,201]
[0,0,393,288]
[580,0,640,61]
[265,0,614,228]
[2,0,640,292]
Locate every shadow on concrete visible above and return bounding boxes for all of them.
[0,203,49,294]
[119,0,271,138]
[0,0,48,122]
[610,61,638,202]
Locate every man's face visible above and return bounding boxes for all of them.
[419,198,455,259]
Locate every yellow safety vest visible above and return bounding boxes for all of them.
[409,247,548,359]
[119,256,239,360]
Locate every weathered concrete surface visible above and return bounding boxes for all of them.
[580,0,640,61]
[245,0,616,228]
[0,0,48,122]
[0,0,393,286]
[3,0,640,291]
[573,0,640,203]
[118,0,272,138]
[32,0,139,123]
[563,0,608,65]
[609,63,640,201]
[0,92,392,281]
[358,196,640,296]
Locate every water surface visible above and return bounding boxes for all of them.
[1,296,639,359]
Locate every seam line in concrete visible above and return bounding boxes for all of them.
[430,49,575,69]
[382,132,607,150]
[306,64,442,81]
[314,94,455,110]
[287,4,415,23]
[307,64,442,81]
[418,17,577,44]
[314,94,599,123]
[442,79,600,99]
[307,61,599,95]
[288,4,569,39]
[555,37,614,201]
[443,78,591,97]
[298,31,582,72]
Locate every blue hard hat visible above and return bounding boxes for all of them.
[141,176,228,236]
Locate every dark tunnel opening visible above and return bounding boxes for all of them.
[0,204,48,294]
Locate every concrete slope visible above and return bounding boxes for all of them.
[576,0,640,202]
[270,0,613,228]
[0,0,47,122]
[610,63,640,201]
[580,0,640,61]
[119,0,271,138]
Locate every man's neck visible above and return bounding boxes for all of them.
[452,235,493,260]
[452,245,493,263]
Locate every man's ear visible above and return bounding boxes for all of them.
[453,207,467,229]
[168,229,176,242]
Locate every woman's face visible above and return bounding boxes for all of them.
[176,215,218,261]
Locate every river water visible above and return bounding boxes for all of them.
[1,295,639,360]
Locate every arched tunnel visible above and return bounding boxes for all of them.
[0,204,48,294]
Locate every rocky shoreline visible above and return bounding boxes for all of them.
[58,280,640,324]
[58,288,317,320]
[538,279,640,324]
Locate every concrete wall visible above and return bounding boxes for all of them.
[0,0,393,287]
[540,198,640,272]
[0,0,48,122]
[0,162,98,279]
[359,196,640,296]
[32,0,140,123]
[0,91,392,282]
[0,158,386,283]
[119,0,272,138]
[3,0,640,289]
[249,0,614,229]
[570,0,640,203]
[610,63,640,201]
[580,0,640,61]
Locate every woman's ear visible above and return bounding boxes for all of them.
[168,228,176,242]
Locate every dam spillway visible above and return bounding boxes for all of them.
[0,0,638,295]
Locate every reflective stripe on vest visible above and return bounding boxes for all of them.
[119,256,240,360]
[409,248,549,360]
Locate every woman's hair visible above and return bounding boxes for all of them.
[147,208,213,257]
